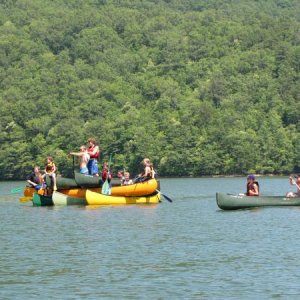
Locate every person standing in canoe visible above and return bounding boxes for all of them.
[286,175,300,198]
[69,145,90,175]
[44,156,57,191]
[246,174,259,196]
[87,137,100,176]
[26,166,44,191]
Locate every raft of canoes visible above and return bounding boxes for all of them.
[25,176,161,206]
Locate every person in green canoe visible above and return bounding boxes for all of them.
[246,174,259,196]
[286,175,300,198]
[44,156,57,191]
[26,166,44,191]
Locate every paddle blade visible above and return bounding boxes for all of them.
[19,196,32,203]
[11,187,23,194]
[156,190,173,203]
[162,193,173,202]
[101,180,111,195]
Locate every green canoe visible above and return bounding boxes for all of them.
[32,192,53,206]
[74,172,120,188]
[45,172,121,190]
[74,172,102,187]
[216,192,300,210]
[45,174,78,190]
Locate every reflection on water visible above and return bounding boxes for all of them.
[1,177,300,299]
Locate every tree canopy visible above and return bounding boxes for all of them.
[0,0,300,179]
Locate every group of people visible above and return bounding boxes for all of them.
[69,138,100,176]
[245,174,300,198]
[27,136,156,191]
[69,137,156,185]
[26,156,57,191]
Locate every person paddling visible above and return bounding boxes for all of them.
[44,156,57,191]
[26,166,44,191]
[286,175,300,198]
[246,174,259,196]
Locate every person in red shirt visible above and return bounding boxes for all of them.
[87,138,100,176]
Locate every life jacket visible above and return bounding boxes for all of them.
[247,181,259,196]
[142,166,156,179]
[101,168,111,182]
[45,161,56,173]
[88,145,99,159]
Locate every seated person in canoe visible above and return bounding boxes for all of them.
[286,175,300,198]
[134,158,156,183]
[246,174,259,196]
[121,172,133,185]
[26,166,44,191]
[44,156,57,191]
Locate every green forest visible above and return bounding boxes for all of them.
[1,0,300,179]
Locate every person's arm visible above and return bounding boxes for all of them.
[27,179,37,187]
[69,152,83,157]
[248,184,259,196]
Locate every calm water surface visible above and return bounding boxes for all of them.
[1,177,300,299]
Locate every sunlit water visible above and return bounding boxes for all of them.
[1,177,300,299]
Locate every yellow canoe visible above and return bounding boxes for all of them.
[86,189,161,205]
[24,179,158,198]
[110,179,158,196]
[60,187,100,197]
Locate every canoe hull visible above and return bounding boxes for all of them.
[74,172,102,187]
[110,179,158,196]
[32,193,53,206]
[216,192,300,210]
[46,175,78,189]
[60,187,100,198]
[60,178,158,197]
[86,189,161,205]
[52,191,86,205]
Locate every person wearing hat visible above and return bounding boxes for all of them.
[246,174,259,196]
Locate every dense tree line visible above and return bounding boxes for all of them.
[0,0,300,179]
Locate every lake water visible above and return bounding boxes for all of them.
[1,177,300,299]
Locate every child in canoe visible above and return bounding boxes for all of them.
[44,156,57,191]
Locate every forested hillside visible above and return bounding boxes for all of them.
[1,0,300,179]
